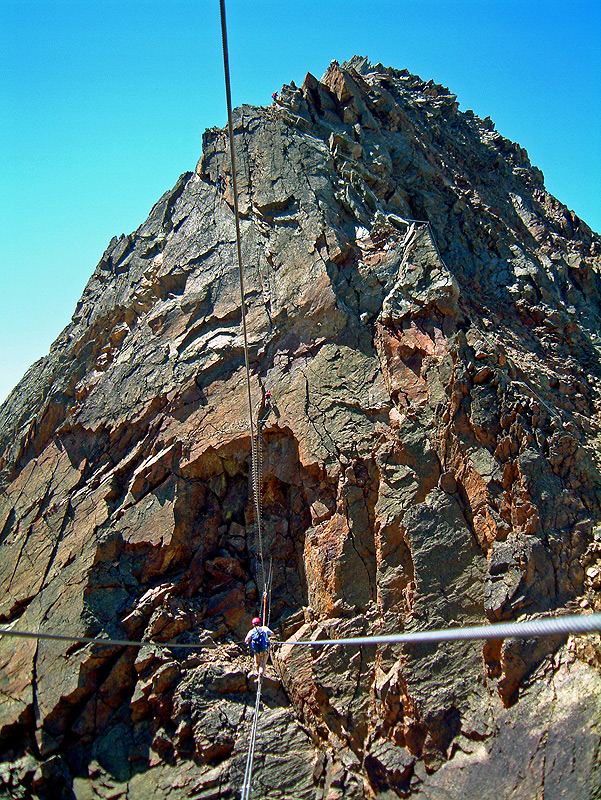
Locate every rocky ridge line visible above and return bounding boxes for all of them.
[0,55,600,799]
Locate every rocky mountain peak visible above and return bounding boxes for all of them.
[1,56,600,799]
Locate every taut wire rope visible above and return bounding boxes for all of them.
[266,558,274,627]
[0,629,206,649]
[2,612,599,650]
[219,0,265,597]
[240,677,262,800]
[276,612,601,648]
[257,404,272,623]
[219,3,270,797]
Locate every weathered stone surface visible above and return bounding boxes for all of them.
[411,648,601,799]
[1,55,600,798]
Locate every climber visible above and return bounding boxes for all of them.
[257,388,272,425]
[245,617,274,678]
[271,91,278,103]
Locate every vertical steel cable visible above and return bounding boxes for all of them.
[219,5,267,796]
[219,0,265,596]
[256,412,267,619]
[254,423,265,594]
[266,558,274,627]
[240,679,262,800]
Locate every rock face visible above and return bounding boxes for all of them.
[1,55,601,799]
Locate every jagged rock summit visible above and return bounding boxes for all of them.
[1,56,601,799]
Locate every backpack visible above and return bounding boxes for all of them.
[250,628,269,653]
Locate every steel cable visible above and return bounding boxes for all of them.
[1,612,599,650]
[219,0,265,596]
[240,678,262,800]
[277,612,601,648]
[0,629,207,649]
[219,3,269,796]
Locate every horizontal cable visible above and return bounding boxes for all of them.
[279,612,601,648]
[1,613,599,652]
[0,628,207,650]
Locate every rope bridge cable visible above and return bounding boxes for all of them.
[251,418,265,596]
[240,677,262,800]
[0,629,210,649]
[219,0,265,597]
[265,558,274,627]
[255,411,266,616]
[276,612,601,648]
[2,612,599,651]
[219,3,269,794]
[256,406,275,624]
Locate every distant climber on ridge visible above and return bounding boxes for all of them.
[271,91,278,102]
[258,388,273,424]
[245,617,274,678]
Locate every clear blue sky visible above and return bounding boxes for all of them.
[1,0,600,404]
